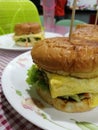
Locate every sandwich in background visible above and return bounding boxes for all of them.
[13,22,45,47]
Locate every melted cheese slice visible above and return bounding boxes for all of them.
[46,72,98,98]
[91,94,98,108]
[14,31,45,41]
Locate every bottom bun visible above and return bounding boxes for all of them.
[15,39,35,47]
[15,41,33,47]
[37,87,94,113]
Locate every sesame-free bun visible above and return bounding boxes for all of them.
[14,23,42,35]
[37,87,93,113]
[72,24,98,41]
[31,37,98,78]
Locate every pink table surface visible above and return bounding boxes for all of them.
[0,26,69,130]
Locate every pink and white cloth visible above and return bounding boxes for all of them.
[67,0,98,10]
[0,50,42,130]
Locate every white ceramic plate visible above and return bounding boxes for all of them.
[2,51,98,130]
[0,32,62,51]
[64,32,69,37]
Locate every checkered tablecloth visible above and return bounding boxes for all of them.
[0,50,43,130]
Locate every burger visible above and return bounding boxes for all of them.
[26,37,98,113]
[13,22,44,47]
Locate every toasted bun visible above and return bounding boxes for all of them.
[72,24,98,41]
[37,87,93,113]
[31,37,98,78]
[14,23,42,35]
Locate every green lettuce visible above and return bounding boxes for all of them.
[0,0,41,35]
[26,65,49,90]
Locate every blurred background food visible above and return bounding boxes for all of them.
[13,22,45,47]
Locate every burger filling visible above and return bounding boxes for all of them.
[13,31,44,46]
[26,65,98,108]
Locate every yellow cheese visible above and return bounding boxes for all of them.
[90,94,98,108]
[14,31,45,41]
[46,72,98,98]
[32,31,45,39]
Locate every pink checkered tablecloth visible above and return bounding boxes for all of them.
[0,50,43,130]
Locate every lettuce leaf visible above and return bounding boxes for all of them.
[26,65,49,90]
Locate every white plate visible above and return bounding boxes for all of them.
[0,32,62,51]
[64,32,69,37]
[2,51,98,130]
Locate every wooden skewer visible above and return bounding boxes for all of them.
[95,9,98,27]
[69,0,77,42]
